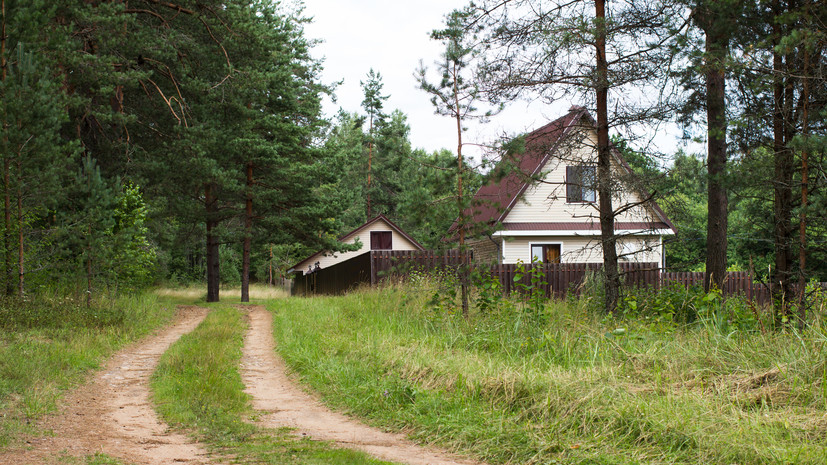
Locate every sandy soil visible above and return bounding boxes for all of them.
[239,305,484,465]
[0,306,210,465]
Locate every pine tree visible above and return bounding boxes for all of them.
[360,69,389,219]
[418,7,499,317]
[468,0,684,312]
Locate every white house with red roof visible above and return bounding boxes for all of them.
[461,106,676,267]
[289,214,424,276]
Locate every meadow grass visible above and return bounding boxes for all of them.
[268,282,827,465]
[0,291,176,449]
[151,304,397,464]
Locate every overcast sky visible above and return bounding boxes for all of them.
[300,1,696,163]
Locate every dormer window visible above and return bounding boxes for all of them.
[566,165,596,203]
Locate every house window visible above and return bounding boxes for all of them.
[530,244,561,264]
[566,165,596,203]
[370,231,392,250]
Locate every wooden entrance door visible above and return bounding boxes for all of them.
[531,244,561,264]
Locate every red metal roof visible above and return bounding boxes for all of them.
[452,106,676,236]
[465,107,587,227]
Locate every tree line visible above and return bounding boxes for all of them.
[0,0,473,304]
[0,0,825,325]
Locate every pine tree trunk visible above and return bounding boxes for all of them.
[797,44,810,328]
[701,10,729,294]
[268,245,273,286]
[87,225,92,308]
[1,0,12,297]
[205,183,220,302]
[16,162,22,297]
[595,0,620,313]
[453,67,469,318]
[3,159,10,296]
[241,162,252,303]
[771,2,794,320]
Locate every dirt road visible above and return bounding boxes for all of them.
[240,305,483,465]
[2,304,484,465]
[0,306,210,465]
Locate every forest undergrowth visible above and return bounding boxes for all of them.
[269,273,827,464]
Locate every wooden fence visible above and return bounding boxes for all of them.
[661,271,772,305]
[370,249,472,284]
[294,250,809,306]
[489,262,660,298]
[370,252,782,304]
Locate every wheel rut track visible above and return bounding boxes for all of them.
[240,304,485,465]
[2,304,486,465]
[0,305,211,465]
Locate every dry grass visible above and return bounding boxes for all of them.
[155,283,288,301]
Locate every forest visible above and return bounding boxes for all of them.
[0,0,824,316]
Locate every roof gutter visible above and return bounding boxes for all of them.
[492,229,676,237]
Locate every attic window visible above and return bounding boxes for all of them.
[566,165,596,203]
[370,231,392,250]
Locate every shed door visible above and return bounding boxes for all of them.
[370,231,393,250]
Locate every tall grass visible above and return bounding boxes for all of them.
[151,304,396,464]
[0,291,175,448]
[269,281,827,464]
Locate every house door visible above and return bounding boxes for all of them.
[531,244,561,264]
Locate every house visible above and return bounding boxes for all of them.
[289,214,424,276]
[460,105,676,268]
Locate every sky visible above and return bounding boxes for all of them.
[299,0,696,163]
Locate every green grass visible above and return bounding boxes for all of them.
[151,303,398,464]
[0,291,175,449]
[268,282,827,465]
[50,452,132,464]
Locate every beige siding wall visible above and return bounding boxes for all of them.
[501,235,662,265]
[504,129,657,225]
[295,219,419,274]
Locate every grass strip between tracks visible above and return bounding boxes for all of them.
[152,303,397,465]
